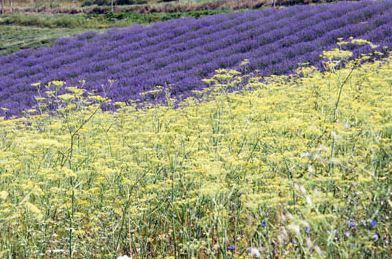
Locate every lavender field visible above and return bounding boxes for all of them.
[0,1,391,117]
[1,1,392,257]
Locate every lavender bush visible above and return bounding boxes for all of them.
[0,0,391,117]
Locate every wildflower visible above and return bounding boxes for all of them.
[114,102,127,108]
[240,59,250,67]
[373,233,379,242]
[348,220,356,229]
[288,224,301,237]
[301,151,312,158]
[294,184,307,194]
[58,94,74,102]
[305,195,313,206]
[90,95,109,103]
[228,244,236,251]
[344,231,350,238]
[66,86,85,96]
[305,226,311,235]
[31,82,41,87]
[286,212,294,221]
[306,237,313,249]
[307,165,315,173]
[261,220,267,228]
[278,227,289,244]
[248,247,261,258]
[34,97,46,102]
[331,131,340,141]
[370,219,378,229]
[51,80,65,87]
[25,202,43,220]
[280,213,287,222]
[321,48,353,61]
[314,245,324,257]
[0,191,8,200]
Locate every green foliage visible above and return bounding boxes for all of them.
[0,51,391,257]
[103,9,228,23]
[0,25,87,55]
[0,13,110,28]
[82,0,149,7]
[0,10,229,28]
[0,10,226,55]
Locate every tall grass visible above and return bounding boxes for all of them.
[0,50,391,257]
[0,10,229,29]
[0,10,226,55]
[0,25,88,55]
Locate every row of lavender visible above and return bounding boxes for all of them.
[0,1,391,117]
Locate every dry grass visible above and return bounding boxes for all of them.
[0,0,339,14]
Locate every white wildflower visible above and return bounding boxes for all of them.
[281,212,287,222]
[331,131,341,141]
[301,151,312,158]
[288,224,301,237]
[278,227,289,244]
[305,195,313,206]
[248,247,261,258]
[306,237,313,249]
[314,245,325,257]
[0,191,8,200]
[318,145,329,152]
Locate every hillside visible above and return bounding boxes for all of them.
[1,0,392,257]
[0,0,391,117]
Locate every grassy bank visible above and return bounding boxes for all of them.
[0,9,227,55]
[0,25,88,55]
[0,10,229,28]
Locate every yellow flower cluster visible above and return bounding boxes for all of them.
[0,53,391,258]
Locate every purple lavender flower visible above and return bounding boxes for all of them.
[0,1,391,117]
[373,233,379,241]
